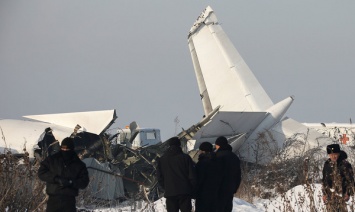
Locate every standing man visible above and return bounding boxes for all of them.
[214,136,241,212]
[38,137,90,212]
[195,142,223,212]
[157,136,196,212]
[322,144,354,212]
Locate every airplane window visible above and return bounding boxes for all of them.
[146,132,156,140]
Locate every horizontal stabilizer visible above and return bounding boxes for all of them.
[194,111,267,139]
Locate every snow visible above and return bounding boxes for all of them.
[89,197,261,212]
[256,184,354,212]
[231,198,263,212]
[86,184,355,211]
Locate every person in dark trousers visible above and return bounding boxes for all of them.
[322,144,354,212]
[157,136,197,212]
[38,137,90,212]
[214,136,241,212]
[195,142,224,212]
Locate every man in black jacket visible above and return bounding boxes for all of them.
[195,142,224,212]
[38,137,90,212]
[157,136,196,212]
[322,144,354,212]
[214,136,241,212]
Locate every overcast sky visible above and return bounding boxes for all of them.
[1,1,354,140]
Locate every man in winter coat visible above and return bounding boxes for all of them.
[322,144,354,212]
[157,136,197,212]
[195,142,224,212]
[214,136,241,212]
[38,137,90,212]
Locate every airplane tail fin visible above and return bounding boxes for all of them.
[187,7,336,164]
[188,6,273,115]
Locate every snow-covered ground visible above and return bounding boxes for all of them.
[90,197,262,212]
[258,184,354,212]
[87,183,355,212]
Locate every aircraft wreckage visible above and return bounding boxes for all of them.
[3,5,350,203]
[0,108,218,201]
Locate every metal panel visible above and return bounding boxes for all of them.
[0,119,76,157]
[24,109,117,135]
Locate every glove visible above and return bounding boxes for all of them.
[54,176,72,187]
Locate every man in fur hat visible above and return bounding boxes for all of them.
[322,144,354,212]
[195,142,224,212]
[38,137,89,212]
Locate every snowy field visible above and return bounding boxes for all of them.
[85,184,354,212]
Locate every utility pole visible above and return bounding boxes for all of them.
[174,116,180,136]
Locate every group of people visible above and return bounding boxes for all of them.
[37,135,241,212]
[322,143,354,212]
[157,138,355,212]
[37,135,355,212]
[156,136,241,212]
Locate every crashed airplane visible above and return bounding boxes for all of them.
[185,6,355,165]
[1,5,355,203]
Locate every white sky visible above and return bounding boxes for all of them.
[1,1,355,140]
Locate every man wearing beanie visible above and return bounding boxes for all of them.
[322,144,354,212]
[195,142,223,212]
[38,137,89,212]
[157,136,196,212]
[214,136,241,212]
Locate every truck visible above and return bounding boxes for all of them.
[116,122,161,149]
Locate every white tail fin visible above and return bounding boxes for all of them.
[188,6,273,116]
